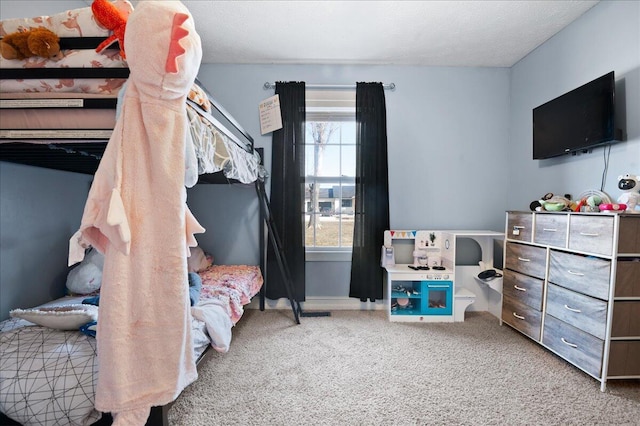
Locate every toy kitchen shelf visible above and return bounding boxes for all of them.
[382,230,504,323]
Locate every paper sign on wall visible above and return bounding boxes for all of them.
[259,94,283,135]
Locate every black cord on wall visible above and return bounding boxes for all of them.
[601,144,611,191]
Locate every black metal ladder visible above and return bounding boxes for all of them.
[255,178,302,324]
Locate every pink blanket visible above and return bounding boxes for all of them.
[199,265,264,325]
[69,1,203,424]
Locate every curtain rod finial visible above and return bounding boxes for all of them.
[264,82,274,90]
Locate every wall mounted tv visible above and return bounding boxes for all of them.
[533,71,622,160]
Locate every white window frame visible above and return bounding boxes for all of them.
[304,90,356,262]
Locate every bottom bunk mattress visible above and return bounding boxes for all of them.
[0,264,263,426]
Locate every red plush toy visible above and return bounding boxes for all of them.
[92,0,128,59]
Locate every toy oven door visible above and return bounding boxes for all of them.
[422,280,453,316]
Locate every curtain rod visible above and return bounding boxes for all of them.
[263,82,395,91]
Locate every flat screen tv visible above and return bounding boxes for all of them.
[533,71,621,160]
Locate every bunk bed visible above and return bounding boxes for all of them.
[0,3,261,184]
[0,2,286,425]
[0,264,263,426]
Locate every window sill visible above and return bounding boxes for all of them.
[305,251,352,262]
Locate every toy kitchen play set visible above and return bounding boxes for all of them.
[382,230,504,323]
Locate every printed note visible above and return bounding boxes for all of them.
[259,94,283,135]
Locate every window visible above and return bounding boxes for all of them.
[304,90,356,253]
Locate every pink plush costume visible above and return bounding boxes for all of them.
[68,1,204,424]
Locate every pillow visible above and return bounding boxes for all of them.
[188,246,212,272]
[66,248,104,295]
[10,305,98,330]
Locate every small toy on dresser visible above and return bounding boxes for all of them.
[616,173,640,212]
[573,190,613,212]
[531,193,576,212]
[0,27,63,61]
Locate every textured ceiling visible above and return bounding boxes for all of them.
[176,0,600,67]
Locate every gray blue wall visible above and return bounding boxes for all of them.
[507,0,639,209]
[1,1,638,317]
[195,64,511,231]
[0,163,92,320]
[191,65,510,303]
[0,0,86,19]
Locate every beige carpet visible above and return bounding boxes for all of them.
[169,310,640,425]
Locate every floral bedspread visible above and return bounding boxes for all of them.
[198,265,263,324]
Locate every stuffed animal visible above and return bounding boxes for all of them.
[92,0,128,59]
[617,173,640,212]
[0,27,63,61]
[66,248,104,295]
[531,193,576,212]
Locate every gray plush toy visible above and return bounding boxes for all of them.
[66,248,104,295]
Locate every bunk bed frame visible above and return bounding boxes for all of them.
[0,34,302,318]
[0,31,302,425]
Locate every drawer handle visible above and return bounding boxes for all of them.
[513,225,525,229]
[517,257,531,262]
[512,312,525,320]
[564,304,582,313]
[514,285,527,292]
[543,228,557,232]
[579,232,599,237]
[428,285,450,289]
[567,270,585,276]
[561,337,578,348]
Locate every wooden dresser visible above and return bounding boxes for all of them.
[503,211,640,391]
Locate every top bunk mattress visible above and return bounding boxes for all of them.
[0,3,130,95]
[0,2,262,184]
[1,92,118,134]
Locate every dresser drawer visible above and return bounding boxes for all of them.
[618,216,640,253]
[568,215,614,256]
[507,212,532,242]
[546,283,608,339]
[502,295,542,341]
[611,301,640,337]
[608,341,640,376]
[503,269,543,311]
[615,259,640,297]
[543,314,604,378]
[534,213,568,247]
[548,250,610,300]
[505,242,547,279]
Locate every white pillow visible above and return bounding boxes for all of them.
[188,246,211,272]
[10,305,98,330]
[66,248,104,295]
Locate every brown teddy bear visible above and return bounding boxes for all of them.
[0,27,63,61]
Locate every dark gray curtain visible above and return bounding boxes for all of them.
[349,82,390,302]
[266,82,306,301]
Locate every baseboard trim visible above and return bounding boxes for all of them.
[247,296,386,311]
